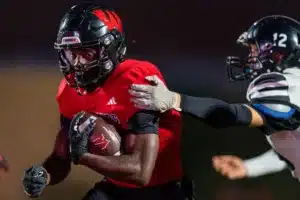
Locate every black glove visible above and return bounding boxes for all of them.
[69,111,96,164]
[22,165,49,198]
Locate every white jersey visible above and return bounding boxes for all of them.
[244,68,300,179]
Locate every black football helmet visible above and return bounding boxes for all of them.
[54,3,126,94]
[226,15,300,81]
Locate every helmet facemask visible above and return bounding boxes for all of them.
[55,31,126,94]
[226,32,286,81]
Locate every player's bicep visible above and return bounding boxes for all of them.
[243,104,266,127]
[133,134,159,159]
[127,110,159,181]
[130,129,159,183]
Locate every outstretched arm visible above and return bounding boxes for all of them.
[213,149,288,180]
[129,75,265,128]
[177,94,264,128]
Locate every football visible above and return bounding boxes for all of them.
[76,112,122,156]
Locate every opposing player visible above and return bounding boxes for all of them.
[128,15,300,180]
[21,3,195,200]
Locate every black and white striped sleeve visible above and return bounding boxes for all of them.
[247,73,290,105]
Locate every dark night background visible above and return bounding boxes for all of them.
[0,0,300,199]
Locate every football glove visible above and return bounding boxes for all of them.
[129,75,179,112]
[22,165,49,198]
[69,111,95,164]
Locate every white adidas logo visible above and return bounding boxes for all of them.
[107,97,117,105]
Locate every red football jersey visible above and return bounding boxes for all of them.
[55,59,183,187]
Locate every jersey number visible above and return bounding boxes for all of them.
[273,33,287,47]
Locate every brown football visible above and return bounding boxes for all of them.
[76,112,122,156]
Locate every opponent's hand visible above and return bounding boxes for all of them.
[129,75,179,113]
[69,111,95,164]
[22,165,49,198]
[212,155,248,180]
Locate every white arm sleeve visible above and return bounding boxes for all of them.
[244,149,288,177]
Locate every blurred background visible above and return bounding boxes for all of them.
[1,0,300,199]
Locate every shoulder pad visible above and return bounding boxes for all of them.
[252,103,295,119]
[120,61,165,85]
[108,60,165,123]
[246,72,289,104]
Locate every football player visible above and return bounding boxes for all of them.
[21,3,195,200]
[128,15,300,180]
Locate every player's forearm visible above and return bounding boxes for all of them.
[175,94,252,128]
[79,152,149,186]
[244,149,288,177]
[42,153,71,185]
